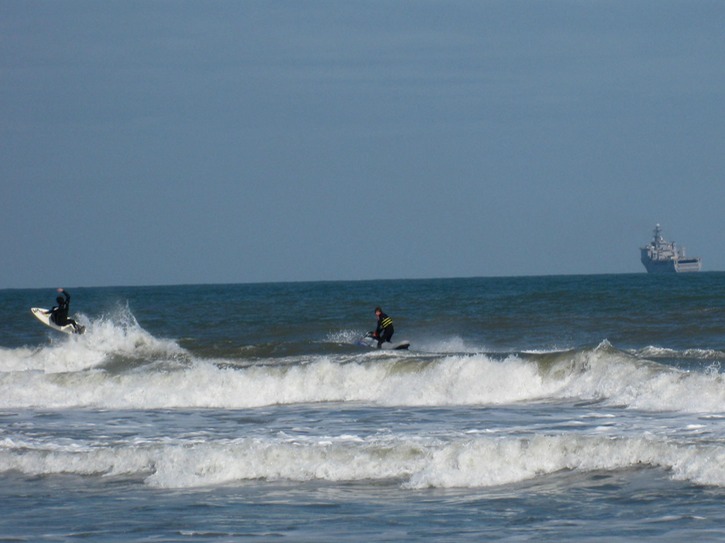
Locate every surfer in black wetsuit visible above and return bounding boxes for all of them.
[48,288,81,332]
[372,307,394,348]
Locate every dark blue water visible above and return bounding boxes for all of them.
[2,273,725,541]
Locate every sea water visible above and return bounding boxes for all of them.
[2,274,725,541]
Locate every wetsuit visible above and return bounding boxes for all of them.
[50,291,79,330]
[374,311,394,348]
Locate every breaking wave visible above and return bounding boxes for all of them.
[2,432,724,490]
[1,331,724,412]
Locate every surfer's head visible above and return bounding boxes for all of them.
[375,307,382,315]
[57,296,64,304]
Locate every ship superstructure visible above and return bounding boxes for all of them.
[640,224,701,273]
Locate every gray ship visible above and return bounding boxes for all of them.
[640,224,701,273]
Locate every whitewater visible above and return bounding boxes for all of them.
[2,274,725,541]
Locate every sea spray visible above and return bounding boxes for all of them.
[0,305,188,375]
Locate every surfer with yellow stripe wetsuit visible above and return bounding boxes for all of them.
[372,307,394,348]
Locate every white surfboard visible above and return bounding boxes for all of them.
[31,307,84,334]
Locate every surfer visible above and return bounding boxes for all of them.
[371,307,394,348]
[48,288,81,333]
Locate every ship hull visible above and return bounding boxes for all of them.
[673,259,702,273]
[640,252,702,273]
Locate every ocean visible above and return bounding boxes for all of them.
[2,273,725,541]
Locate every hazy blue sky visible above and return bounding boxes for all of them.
[2,1,723,288]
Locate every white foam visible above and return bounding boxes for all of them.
[325,329,366,344]
[413,335,484,354]
[0,437,155,478]
[3,433,724,490]
[405,434,725,489]
[325,329,486,354]
[0,306,186,375]
[2,338,725,413]
[0,352,554,409]
[548,345,725,412]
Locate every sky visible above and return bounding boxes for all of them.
[2,0,724,288]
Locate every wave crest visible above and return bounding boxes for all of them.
[0,305,186,374]
[2,339,725,413]
[4,433,724,490]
